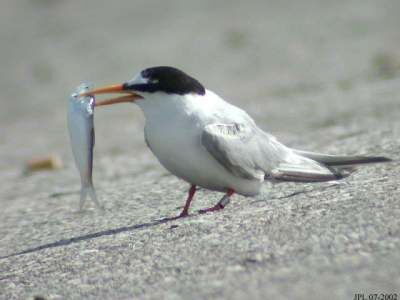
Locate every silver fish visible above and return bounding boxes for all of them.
[67,83,103,210]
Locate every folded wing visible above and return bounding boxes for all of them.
[201,123,340,183]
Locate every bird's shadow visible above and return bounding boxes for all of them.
[0,216,182,260]
[1,183,344,261]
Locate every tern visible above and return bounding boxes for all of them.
[84,66,391,218]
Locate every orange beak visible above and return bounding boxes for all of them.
[81,83,142,107]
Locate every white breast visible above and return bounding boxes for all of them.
[136,90,263,196]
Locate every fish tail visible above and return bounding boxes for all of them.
[79,187,88,211]
[79,185,104,210]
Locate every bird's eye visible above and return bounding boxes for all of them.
[141,70,150,78]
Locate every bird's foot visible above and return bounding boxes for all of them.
[199,195,230,214]
[158,211,190,222]
[172,211,190,220]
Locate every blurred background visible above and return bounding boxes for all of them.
[1,0,399,171]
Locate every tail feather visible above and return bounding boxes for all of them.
[293,150,392,167]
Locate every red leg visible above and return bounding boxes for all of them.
[199,188,235,214]
[178,184,197,218]
[160,185,196,221]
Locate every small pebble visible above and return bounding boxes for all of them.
[26,154,63,172]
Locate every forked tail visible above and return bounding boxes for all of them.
[293,149,392,179]
[294,150,392,166]
[79,185,104,211]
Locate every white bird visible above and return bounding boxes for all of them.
[83,66,391,218]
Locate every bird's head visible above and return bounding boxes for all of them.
[83,66,205,107]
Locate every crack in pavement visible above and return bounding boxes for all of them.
[0,218,173,260]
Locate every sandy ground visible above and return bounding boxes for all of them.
[0,0,400,299]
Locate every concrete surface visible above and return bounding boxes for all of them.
[0,0,399,299]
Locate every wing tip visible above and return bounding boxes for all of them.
[349,156,393,165]
[373,156,393,163]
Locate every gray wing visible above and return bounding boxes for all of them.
[201,123,265,180]
[201,123,340,182]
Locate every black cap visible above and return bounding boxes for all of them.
[123,66,205,96]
